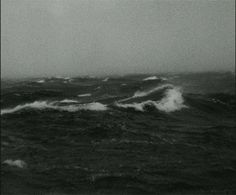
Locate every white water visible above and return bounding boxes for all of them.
[3,159,27,168]
[143,76,168,81]
[1,101,108,115]
[60,99,79,103]
[102,77,109,82]
[118,84,173,102]
[36,80,45,83]
[116,87,187,112]
[1,101,55,115]
[155,87,187,112]
[133,84,173,98]
[143,76,158,81]
[78,93,91,97]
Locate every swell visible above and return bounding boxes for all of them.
[184,93,236,114]
[2,84,234,115]
[1,84,187,115]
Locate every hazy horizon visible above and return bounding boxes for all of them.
[1,0,235,78]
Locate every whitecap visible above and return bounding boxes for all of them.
[115,102,145,111]
[143,76,158,81]
[102,77,109,82]
[82,102,107,111]
[1,101,55,115]
[118,84,173,102]
[36,80,45,83]
[133,84,173,98]
[155,87,187,112]
[116,87,187,112]
[1,101,107,115]
[160,77,168,81]
[3,159,27,168]
[60,99,78,103]
[78,93,91,97]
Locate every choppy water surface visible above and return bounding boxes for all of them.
[1,72,236,194]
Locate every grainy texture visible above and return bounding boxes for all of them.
[1,72,236,194]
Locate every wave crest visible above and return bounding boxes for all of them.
[133,84,173,98]
[143,76,158,81]
[1,101,108,115]
[119,84,173,102]
[116,87,187,112]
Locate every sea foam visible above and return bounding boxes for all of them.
[119,84,173,102]
[116,87,187,112]
[1,101,107,115]
[1,101,55,115]
[3,159,27,168]
[133,84,173,98]
[143,76,158,81]
[60,99,79,103]
[78,93,91,97]
[36,79,45,83]
[102,77,109,82]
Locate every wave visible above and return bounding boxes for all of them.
[102,77,109,82]
[142,76,168,81]
[78,93,91,97]
[36,79,45,83]
[143,76,159,81]
[119,84,173,102]
[133,84,173,98]
[115,87,187,112]
[1,101,108,115]
[60,99,79,103]
[1,101,55,115]
[3,159,27,168]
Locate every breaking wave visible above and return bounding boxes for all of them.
[78,93,92,97]
[60,99,79,103]
[36,79,45,83]
[143,76,159,81]
[102,77,109,82]
[142,76,168,81]
[3,159,27,168]
[1,101,108,115]
[119,84,173,102]
[133,84,173,98]
[115,87,187,112]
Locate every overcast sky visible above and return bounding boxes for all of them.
[1,0,235,78]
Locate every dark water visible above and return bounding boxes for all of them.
[1,72,236,195]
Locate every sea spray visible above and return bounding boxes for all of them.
[116,87,187,112]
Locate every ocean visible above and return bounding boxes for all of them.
[1,72,236,195]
